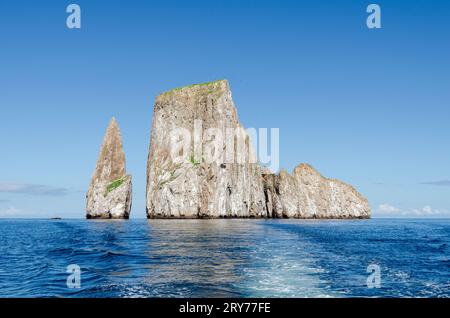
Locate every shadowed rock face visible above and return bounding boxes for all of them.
[86,118,132,219]
[146,80,267,218]
[146,80,371,219]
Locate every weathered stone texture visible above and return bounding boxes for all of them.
[146,80,266,218]
[263,164,370,219]
[146,80,370,219]
[86,118,132,219]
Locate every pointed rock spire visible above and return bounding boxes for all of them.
[86,117,132,219]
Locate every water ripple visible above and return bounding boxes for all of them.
[0,219,448,297]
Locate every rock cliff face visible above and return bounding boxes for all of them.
[262,164,370,218]
[146,80,371,219]
[146,80,267,218]
[86,118,132,219]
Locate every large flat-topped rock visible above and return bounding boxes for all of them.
[146,80,267,218]
[146,80,371,219]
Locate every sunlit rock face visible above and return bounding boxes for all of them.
[146,80,370,219]
[262,164,371,219]
[86,118,132,219]
[146,80,267,218]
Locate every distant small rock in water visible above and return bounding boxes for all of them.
[86,117,132,219]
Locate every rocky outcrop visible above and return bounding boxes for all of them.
[262,164,370,218]
[146,80,371,219]
[146,80,267,218]
[86,118,132,219]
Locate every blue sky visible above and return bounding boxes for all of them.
[0,0,449,218]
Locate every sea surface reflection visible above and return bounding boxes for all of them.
[0,219,448,297]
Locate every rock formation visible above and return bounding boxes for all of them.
[262,164,370,218]
[146,79,371,219]
[86,117,132,219]
[146,80,267,218]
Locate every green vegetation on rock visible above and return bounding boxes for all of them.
[106,176,127,194]
[158,170,180,188]
[188,153,201,167]
[160,79,226,97]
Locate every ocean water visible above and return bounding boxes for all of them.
[0,218,448,298]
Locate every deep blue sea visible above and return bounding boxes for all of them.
[0,219,448,298]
